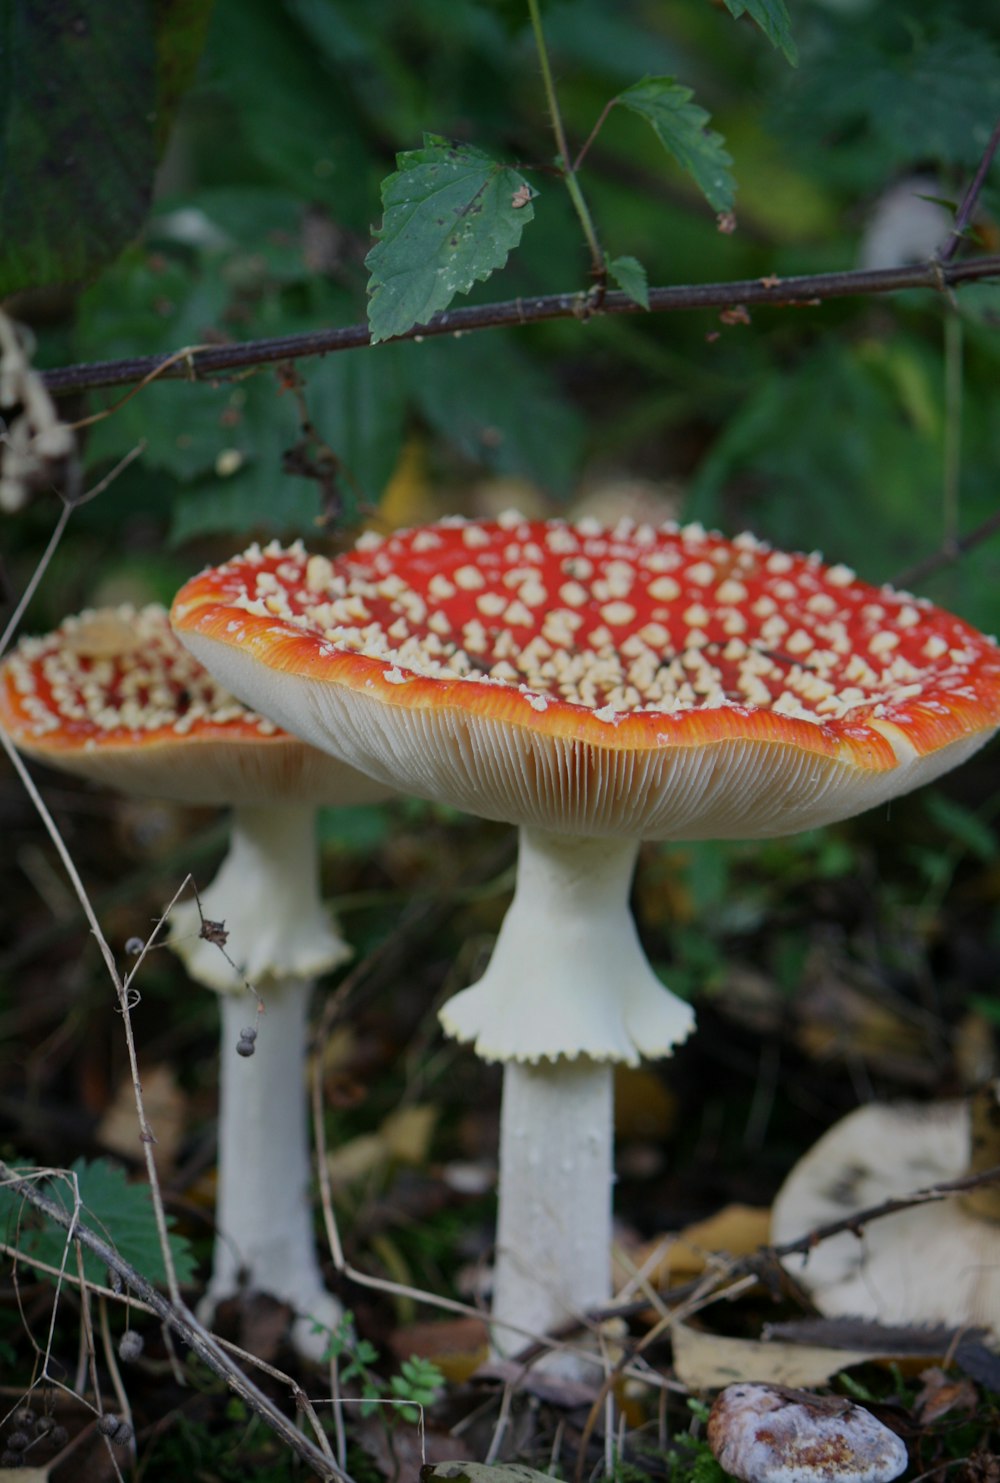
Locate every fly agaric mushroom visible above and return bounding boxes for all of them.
[771,1083,1000,1336]
[170,516,1000,1354]
[0,603,388,1355]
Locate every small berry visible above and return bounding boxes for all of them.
[12,1410,34,1429]
[49,1426,68,1449]
[5,1433,28,1452]
[239,1026,258,1043]
[118,1329,144,1362]
[33,1416,53,1437]
[97,1414,121,1438]
[236,1036,256,1058]
[110,1423,134,1448]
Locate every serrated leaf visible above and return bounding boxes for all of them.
[618,78,735,214]
[365,135,535,343]
[0,1158,196,1289]
[0,0,157,297]
[606,253,649,309]
[721,0,797,66]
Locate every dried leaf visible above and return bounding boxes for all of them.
[672,1320,886,1391]
[97,1065,186,1169]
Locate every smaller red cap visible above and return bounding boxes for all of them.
[0,603,387,807]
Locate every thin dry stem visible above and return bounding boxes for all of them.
[0,1159,349,1481]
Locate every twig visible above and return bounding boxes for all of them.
[893,505,1000,588]
[0,731,183,1307]
[40,255,1000,398]
[573,96,619,174]
[766,1159,1000,1261]
[936,113,1000,264]
[0,1159,348,1481]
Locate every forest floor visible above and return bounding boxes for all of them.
[1,742,999,1482]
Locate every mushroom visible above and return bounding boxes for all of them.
[771,1082,1000,1336]
[0,602,389,1355]
[169,516,1000,1354]
[707,1383,908,1483]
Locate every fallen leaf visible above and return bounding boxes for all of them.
[671,1319,888,1390]
[97,1064,185,1168]
[617,1203,770,1289]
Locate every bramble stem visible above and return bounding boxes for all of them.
[41,255,1000,398]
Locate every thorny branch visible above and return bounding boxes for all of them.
[40,254,1000,397]
[0,1160,346,1481]
[936,113,1000,264]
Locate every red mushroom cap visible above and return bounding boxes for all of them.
[0,603,387,806]
[170,518,1000,838]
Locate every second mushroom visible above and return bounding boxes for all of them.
[171,515,1000,1356]
[0,601,389,1356]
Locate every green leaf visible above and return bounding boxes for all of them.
[721,0,797,66]
[0,0,157,296]
[365,135,536,344]
[0,1158,196,1289]
[606,253,649,309]
[617,78,736,214]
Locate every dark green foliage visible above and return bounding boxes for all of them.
[0,1158,197,1289]
[12,0,1000,633]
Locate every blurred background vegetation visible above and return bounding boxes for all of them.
[7,0,1000,623]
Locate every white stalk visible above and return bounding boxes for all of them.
[208,985,342,1358]
[170,805,348,1357]
[440,829,694,1064]
[492,1058,613,1353]
[170,804,350,991]
[440,828,695,1361]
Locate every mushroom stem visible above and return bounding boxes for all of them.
[493,1057,613,1352]
[441,829,695,1064]
[440,828,694,1357]
[210,983,342,1355]
[170,804,350,991]
[170,805,348,1357]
